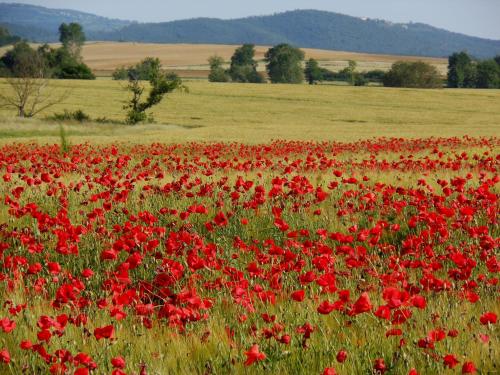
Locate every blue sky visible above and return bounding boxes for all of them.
[3,0,500,40]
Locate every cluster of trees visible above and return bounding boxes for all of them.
[0,22,94,80]
[448,52,500,89]
[383,61,442,88]
[208,44,264,83]
[0,26,20,47]
[209,44,305,84]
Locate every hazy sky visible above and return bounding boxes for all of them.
[4,0,500,40]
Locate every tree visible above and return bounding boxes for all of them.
[265,44,305,84]
[347,60,357,85]
[0,50,67,117]
[229,44,263,83]
[447,52,476,88]
[59,23,86,59]
[112,57,163,81]
[208,55,229,82]
[383,61,442,88]
[494,55,500,67]
[304,58,322,84]
[39,45,95,80]
[475,60,500,88]
[124,62,186,124]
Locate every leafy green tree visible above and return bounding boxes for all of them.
[347,60,357,85]
[208,55,229,82]
[125,63,186,124]
[304,58,322,84]
[265,44,305,84]
[38,44,95,80]
[475,60,500,88]
[59,23,86,59]
[447,52,476,88]
[383,61,442,88]
[494,55,500,67]
[229,44,263,83]
[112,57,163,81]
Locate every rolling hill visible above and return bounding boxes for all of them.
[1,3,499,58]
[0,3,133,41]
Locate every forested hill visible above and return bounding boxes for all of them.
[1,4,499,58]
[0,3,133,41]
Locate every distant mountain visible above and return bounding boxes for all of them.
[0,3,133,41]
[1,4,499,59]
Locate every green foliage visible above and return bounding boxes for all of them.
[59,22,85,58]
[112,67,129,81]
[265,44,305,84]
[475,60,500,88]
[353,74,368,86]
[125,64,186,124]
[208,55,229,82]
[112,57,163,81]
[0,26,20,47]
[0,42,43,77]
[447,52,476,88]
[304,58,322,84]
[495,55,500,67]
[384,61,442,88]
[364,70,386,83]
[229,45,263,83]
[49,109,91,123]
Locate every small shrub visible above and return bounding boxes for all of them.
[48,109,90,123]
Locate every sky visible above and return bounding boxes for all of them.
[3,0,500,40]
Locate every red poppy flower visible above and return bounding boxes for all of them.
[244,344,266,366]
[94,325,114,340]
[479,312,497,325]
[349,292,373,316]
[0,349,10,364]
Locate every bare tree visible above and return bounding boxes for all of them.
[0,51,67,118]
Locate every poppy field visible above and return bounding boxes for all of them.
[0,136,498,374]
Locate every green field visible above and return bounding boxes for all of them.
[0,79,499,144]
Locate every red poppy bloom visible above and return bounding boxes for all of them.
[244,344,266,366]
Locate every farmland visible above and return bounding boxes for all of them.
[79,42,450,78]
[0,80,499,144]
[0,42,449,78]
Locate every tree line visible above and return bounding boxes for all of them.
[207,44,500,89]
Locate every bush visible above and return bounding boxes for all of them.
[112,67,129,81]
[54,62,95,80]
[48,109,91,123]
[384,61,442,88]
[208,55,229,83]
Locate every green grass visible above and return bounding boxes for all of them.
[0,79,499,144]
